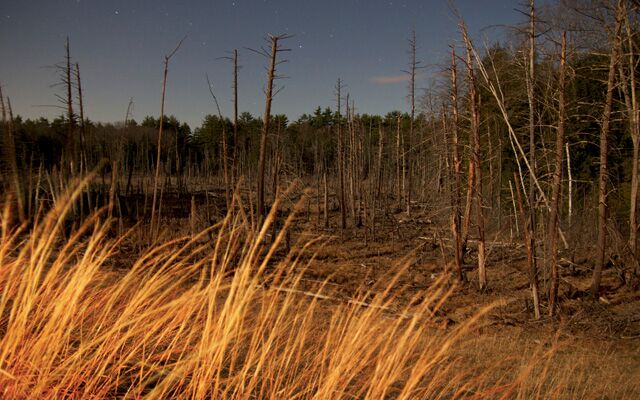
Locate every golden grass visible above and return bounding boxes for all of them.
[0,181,637,399]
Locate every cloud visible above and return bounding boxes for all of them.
[370,74,410,84]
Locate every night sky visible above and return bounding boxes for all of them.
[1,1,523,129]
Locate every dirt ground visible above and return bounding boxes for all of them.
[111,188,640,396]
[115,187,640,339]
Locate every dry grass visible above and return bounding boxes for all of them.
[0,180,637,399]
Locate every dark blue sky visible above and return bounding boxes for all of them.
[1,1,525,128]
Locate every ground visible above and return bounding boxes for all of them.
[109,186,640,397]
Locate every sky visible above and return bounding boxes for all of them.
[0,0,525,129]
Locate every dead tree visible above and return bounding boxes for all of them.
[63,37,76,171]
[254,34,291,220]
[619,2,640,261]
[336,79,347,229]
[524,0,541,317]
[206,74,231,211]
[461,22,487,290]
[593,0,624,298]
[232,49,239,189]
[150,37,185,238]
[403,30,423,216]
[449,46,464,282]
[513,171,539,316]
[124,98,135,196]
[74,63,87,175]
[396,114,403,207]
[221,49,241,188]
[547,32,567,317]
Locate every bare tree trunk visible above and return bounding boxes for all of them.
[150,38,184,238]
[65,37,76,172]
[232,49,239,189]
[526,0,537,241]
[405,30,420,216]
[462,23,487,290]
[125,98,135,196]
[396,115,402,207]
[593,1,623,298]
[509,179,519,239]
[377,124,384,199]
[257,35,288,220]
[514,171,540,319]
[620,4,640,261]
[74,63,87,175]
[373,122,384,239]
[347,98,357,228]
[526,0,541,318]
[462,161,475,249]
[323,171,329,228]
[566,143,573,225]
[548,32,566,317]
[450,46,464,282]
[336,79,347,229]
[206,75,230,211]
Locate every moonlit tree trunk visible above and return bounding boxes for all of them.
[336,79,347,229]
[592,0,623,298]
[151,38,184,238]
[232,49,239,189]
[548,32,566,317]
[450,46,464,282]
[396,114,402,207]
[405,30,420,216]
[257,35,285,220]
[620,4,640,262]
[526,0,540,319]
[65,37,76,172]
[74,63,87,175]
[461,23,487,290]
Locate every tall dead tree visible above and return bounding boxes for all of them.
[461,22,487,290]
[403,30,422,216]
[255,34,290,220]
[206,74,230,211]
[592,0,624,297]
[63,37,76,171]
[525,0,541,319]
[547,32,566,317]
[347,96,357,227]
[221,49,240,188]
[74,63,87,174]
[150,38,184,238]
[232,49,239,189]
[619,3,640,261]
[336,78,347,229]
[449,46,464,282]
[396,114,402,207]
